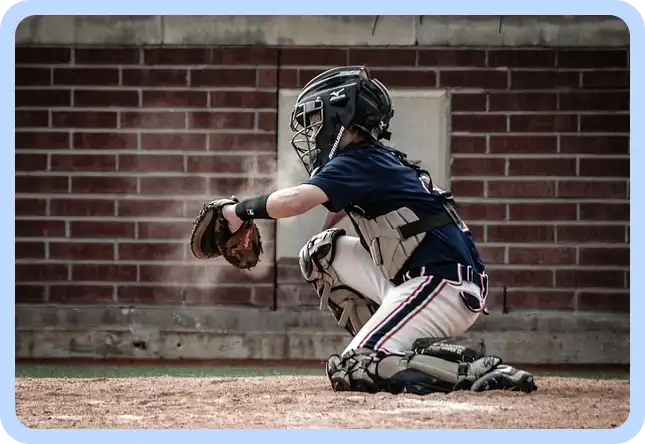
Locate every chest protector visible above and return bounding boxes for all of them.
[347,189,466,282]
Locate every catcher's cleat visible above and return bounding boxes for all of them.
[470,365,537,393]
[326,354,352,392]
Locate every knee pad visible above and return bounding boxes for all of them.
[299,229,378,336]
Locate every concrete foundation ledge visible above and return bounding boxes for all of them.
[16,305,629,364]
[15,15,628,47]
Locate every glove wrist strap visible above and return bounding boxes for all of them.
[235,193,274,221]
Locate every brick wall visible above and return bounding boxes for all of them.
[15,46,629,314]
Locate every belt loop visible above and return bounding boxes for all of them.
[466,265,474,283]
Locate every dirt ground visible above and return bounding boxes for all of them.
[15,375,629,429]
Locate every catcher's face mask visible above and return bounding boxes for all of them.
[290,99,329,177]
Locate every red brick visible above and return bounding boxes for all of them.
[137,222,187,240]
[72,264,137,282]
[560,135,629,155]
[53,68,119,86]
[491,268,554,287]
[281,48,347,66]
[50,285,114,303]
[117,285,180,303]
[557,269,624,288]
[489,93,557,111]
[15,199,46,216]
[188,112,254,130]
[450,180,484,197]
[510,203,577,221]
[143,48,208,65]
[457,202,506,220]
[139,177,208,195]
[71,177,137,194]
[579,247,629,267]
[258,68,278,87]
[556,225,625,243]
[15,89,70,107]
[579,203,629,221]
[349,49,416,66]
[15,285,45,303]
[451,157,505,176]
[52,111,117,128]
[209,134,275,151]
[138,264,203,283]
[16,132,69,149]
[451,114,506,132]
[15,264,68,281]
[579,158,629,178]
[142,91,207,108]
[211,47,278,65]
[440,70,507,89]
[580,114,629,133]
[508,158,576,176]
[50,199,115,217]
[478,246,505,264]
[74,90,139,107]
[488,180,556,198]
[70,221,135,238]
[184,286,256,306]
[558,50,627,69]
[508,246,576,265]
[418,49,486,67]
[186,154,248,173]
[51,154,116,172]
[75,48,139,64]
[506,290,574,310]
[15,220,65,237]
[15,67,50,86]
[257,153,276,174]
[560,92,629,111]
[16,110,48,127]
[16,241,45,259]
[15,153,46,171]
[210,91,276,109]
[369,70,436,88]
[451,136,486,153]
[141,133,206,151]
[558,180,627,199]
[582,71,629,89]
[257,112,277,132]
[122,69,188,86]
[489,135,557,154]
[73,132,138,150]
[577,292,629,312]
[118,243,184,261]
[15,176,68,194]
[451,93,487,111]
[118,154,184,172]
[16,47,71,64]
[488,224,554,242]
[466,224,485,240]
[510,114,577,132]
[511,71,579,89]
[277,264,305,283]
[117,199,184,218]
[488,50,556,68]
[191,68,257,87]
[50,242,114,260]
[278,69,298,88]
[121,111,186,129]
[209,177,274,195]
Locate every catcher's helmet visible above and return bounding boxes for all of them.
[289,66,394,177]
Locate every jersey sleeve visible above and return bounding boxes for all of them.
[305,154,375,212]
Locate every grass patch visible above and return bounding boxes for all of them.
[15,364,629,380]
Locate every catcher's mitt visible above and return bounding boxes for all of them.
[189,197,263,269]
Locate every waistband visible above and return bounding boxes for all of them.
[392,262,488,294]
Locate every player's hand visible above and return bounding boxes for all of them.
[222,204,244,233]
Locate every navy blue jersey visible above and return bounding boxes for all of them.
[305,146,486,280]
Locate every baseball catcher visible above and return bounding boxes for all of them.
[189,66,537,395]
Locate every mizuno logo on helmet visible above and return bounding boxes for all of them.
[329,88,346,103]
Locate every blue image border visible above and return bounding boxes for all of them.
[1,0,641,442]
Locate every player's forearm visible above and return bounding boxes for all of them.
[266,187,315,218]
